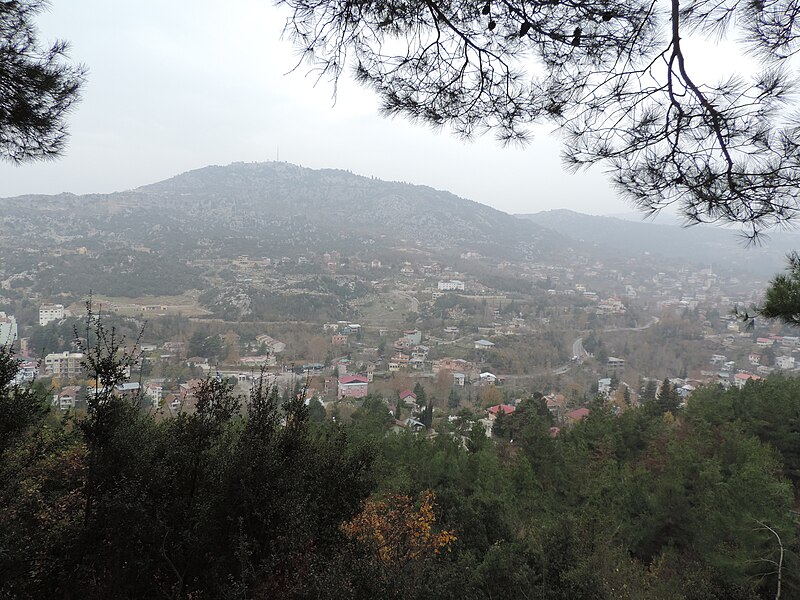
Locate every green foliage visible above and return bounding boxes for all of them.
[654,378,681,415]
[758,251,800,326]
[0,0,86,163]
[2,312,799,598]
[350,393,393,438]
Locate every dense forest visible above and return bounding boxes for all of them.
[1,321,798,599]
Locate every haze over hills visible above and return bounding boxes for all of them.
[1,162,561,262]
[2,162,794,303]
[518,209,800,275]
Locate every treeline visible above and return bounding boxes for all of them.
[1,336,798,598]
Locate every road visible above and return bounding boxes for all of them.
[551,316,661,376]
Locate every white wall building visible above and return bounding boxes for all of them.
[39,303,64,326]
[0,312,17,345]
[43,352,84,377]
[437,280,465,291]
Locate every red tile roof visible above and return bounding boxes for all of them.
[339,375,368,385]
[487,404,516,415]
[566,407,590,421]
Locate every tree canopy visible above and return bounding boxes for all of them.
[0,0,85,163]
[280,0,800,238]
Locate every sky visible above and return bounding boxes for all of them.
[0,1,718,217]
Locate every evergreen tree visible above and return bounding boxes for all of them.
[0,0,86,163]
[655,378,681,415]
[421,400,434,430]
[447,387,460,410]
[640,379,658,404]
[413,382,427,406]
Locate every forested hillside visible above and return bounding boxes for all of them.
[1,326,797,599]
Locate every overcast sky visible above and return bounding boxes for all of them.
[0,1,663,216]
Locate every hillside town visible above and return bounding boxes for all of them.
[3,235,793,440]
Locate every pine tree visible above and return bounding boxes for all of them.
[656,378,681,415]
[447,387,460,410]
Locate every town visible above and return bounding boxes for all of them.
[3,230,795,440]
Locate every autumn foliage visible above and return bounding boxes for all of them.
[342,490,456,566]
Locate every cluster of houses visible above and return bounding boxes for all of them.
[704,333,800,387]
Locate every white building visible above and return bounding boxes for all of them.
[39,303,64,326]
[255,334,286,354]
[145,384,164,408]
[437,280,465,291]
[776,355,795,370]
[43,352,84,377]
[0,312,17,345]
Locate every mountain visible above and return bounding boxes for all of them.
[0,162,570,300]
[2,162,560,262]
[518,209,800,275]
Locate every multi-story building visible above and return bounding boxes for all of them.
[39,303,64,326]
[437,280,465,291]
[337,375,369,399]
[0,312,17,345]
[43,352,84,377]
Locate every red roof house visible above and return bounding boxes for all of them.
[486,404,516,417]
[338,375,369,399]
[565,407,590,424]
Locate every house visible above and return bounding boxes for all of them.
[410,356,425,369]
[597,297,626,314]
[452,372,466,386]
[404,417,426,431]
[399,390,417,405]
[53,385,81,411]
[756,337,774,347]
[606,356,626,370]
[239,354,277,367]
[598,377,612,396]
[486,404,515,418]
[565,407,590,424]
[165,393,182,412]
[255,335,286,354]
[776,355,795,370]
[710,354,727,365]
[479,372,498,386]
[474,339,495,350]
[13,361,38,384]
[178,379,205,409]
[733,372,761,389]
[748,352,761,366]
[404,330,422,346]
[543,393,567,419]
[338,375,369,399]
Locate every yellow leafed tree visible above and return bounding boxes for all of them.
[342,490,456,567]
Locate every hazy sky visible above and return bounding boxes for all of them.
[0,1,663,216]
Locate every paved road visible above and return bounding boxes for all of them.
[550,316,661,376]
